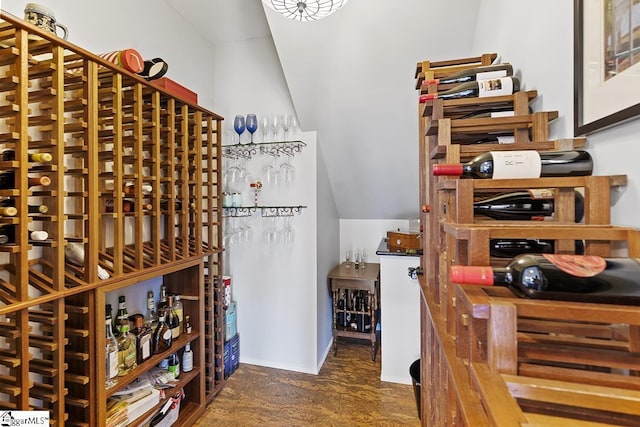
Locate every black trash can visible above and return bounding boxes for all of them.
[409,359,421,420]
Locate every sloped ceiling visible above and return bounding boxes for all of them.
[166,0,480,219]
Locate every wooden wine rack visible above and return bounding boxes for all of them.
[0,11,224,426]
[416,53,640,426]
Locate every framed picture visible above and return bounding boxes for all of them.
[574,0,640,136]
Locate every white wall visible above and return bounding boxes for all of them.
[473,0,640,230]
[315,139,340,370]
[224,132,318,373]
[2,0,217,112]
[339,219,411,265]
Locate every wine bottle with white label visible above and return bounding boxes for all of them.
[419,76,520,103]
[432,150,593,179]
[423,63,514,86]
[450,254,640,305]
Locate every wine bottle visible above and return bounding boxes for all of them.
[105,308,119,388]
[168,352,180,379]
[0,225,48,244]
[474,189,584,222]
[153,309,172,354]
[0,171,51,189]
[450,255,640,305]
[64,242,111,280]
[0,149,53,162]
[433,150,593,179]
[105,199,152,213]
[0,199,48,214]
[123,182,153,195]
[173,295,184,327]
[0,206,17,217]
[423,63,514,87]
[490,239,584,258]
[419,76,520,103]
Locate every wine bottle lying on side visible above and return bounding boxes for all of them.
[450,254,640,305]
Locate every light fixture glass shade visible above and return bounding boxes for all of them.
[262,0,349,22]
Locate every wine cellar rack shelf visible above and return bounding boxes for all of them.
[0,11,224,426]
[416,53,640,426]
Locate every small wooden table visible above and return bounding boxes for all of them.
[327,262,380,360]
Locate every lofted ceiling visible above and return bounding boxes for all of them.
[165,0,481,219]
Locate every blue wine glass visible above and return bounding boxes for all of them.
[246,114,258,143]
[233,115,246,144]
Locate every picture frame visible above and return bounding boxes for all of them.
[574,0,640,136]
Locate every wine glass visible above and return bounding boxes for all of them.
[233,115,245,144]
[263,156,280,186]
[279,156,295,186]
[282,216,295,246]
[281,113,291,141]
[270,114,280,142]
[291,115,300,139]
[261,115,270,142]
[246,114,258,144]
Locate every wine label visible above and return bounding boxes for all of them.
[108,350,118,379]
[496,135,515,144]
[527,188,554,199]
[543,254,606,277]
[478,77,513,97]
[489,151,542,179]
[476,70,508,81]
[490,111,515,118]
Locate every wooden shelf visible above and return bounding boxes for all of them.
[0,11,224,426]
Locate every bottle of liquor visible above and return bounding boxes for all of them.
[158,285,168,312]
[173,295,184,327]
[117,316,137,376]
[433,150,593,179]
[183,314,192,335]
[153,309,172,354]
[144,291,157,330]
[0,199,48,215]
[64,242,110,280]
[0,225,48,244]
[449,254,640,305]
[0,149,53,162]
[489,239,584,258]
[130,314,153,365]
[116,296,129,335]
[336,291,347,328]
[419,76,520,103]
[423,63,514,87]
[106,304,120,338]
[105,307,119,388]
[167,295,181,340]
[182,343,194,373]
[473,189,585,222]
[167,352,180,379]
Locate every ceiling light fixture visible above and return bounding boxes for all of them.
[262,0,349,22]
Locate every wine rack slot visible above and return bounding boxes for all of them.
[0,11,224,426]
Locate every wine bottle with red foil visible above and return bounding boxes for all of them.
[489,239,584,258]
[419,76,520,103]
[474,189,584,222]
[433,150,593,179]
[450,254,640,305]
[423,64,514,87]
